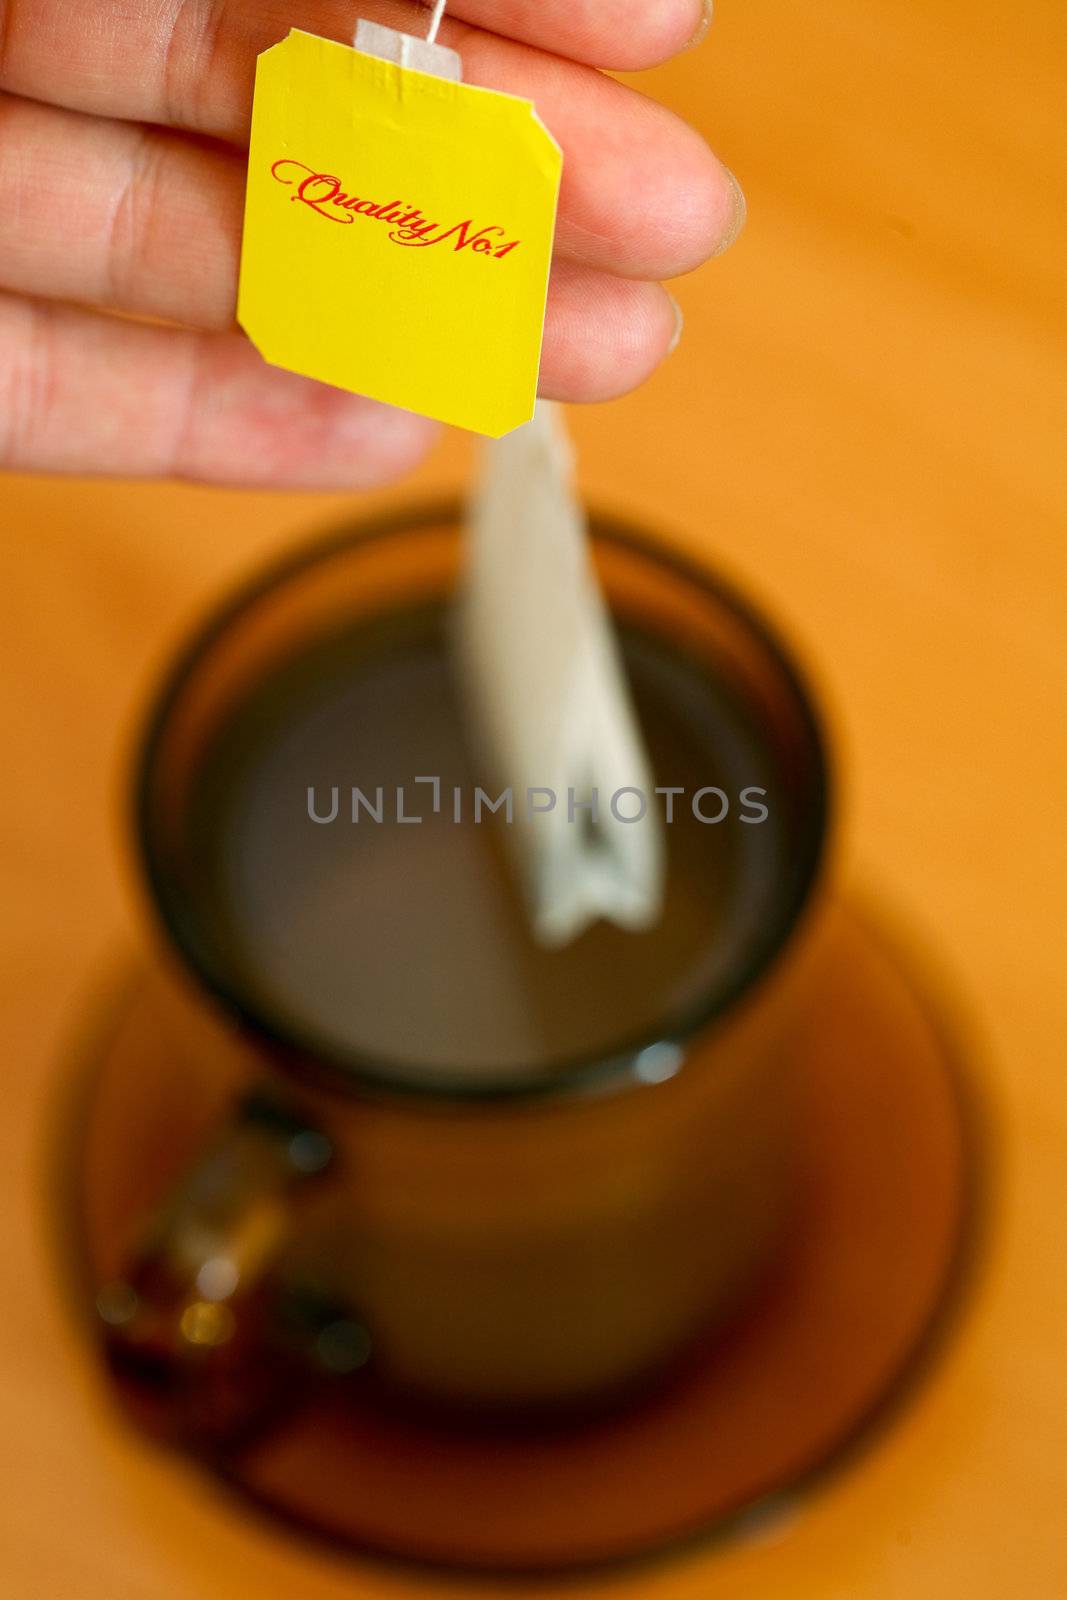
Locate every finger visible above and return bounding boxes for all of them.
[0,0,710,97]
[0,4,737,280]
[461,34,739,279]
[0,95,247,331]
[434,0,710,70]
[0,295,437,486]
[542,263,682,403]
[0,94,685,403]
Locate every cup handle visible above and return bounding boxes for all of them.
[96,1089,367,1449]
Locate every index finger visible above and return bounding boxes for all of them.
[0,1,712,132]
[437,0,710,69]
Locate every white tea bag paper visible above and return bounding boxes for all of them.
[353,18,461,79]
[459,404,666,947]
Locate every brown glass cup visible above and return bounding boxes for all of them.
[102,504,831,1445]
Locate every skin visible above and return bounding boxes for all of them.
[0,0,740,487]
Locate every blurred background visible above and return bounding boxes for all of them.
[2,0,1066,1594]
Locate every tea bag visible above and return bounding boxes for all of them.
[459,404,665,947]
[352,16,665,945]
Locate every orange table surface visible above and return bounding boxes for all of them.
[2,1,1066,1595]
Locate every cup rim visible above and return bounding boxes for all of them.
[134,500,833,1106]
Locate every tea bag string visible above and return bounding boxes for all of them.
[425,0,448,45]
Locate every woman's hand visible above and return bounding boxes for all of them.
[0,0,741,487]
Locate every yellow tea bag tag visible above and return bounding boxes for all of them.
[238,27,563,437]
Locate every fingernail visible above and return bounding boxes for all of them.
[666,294,685,356]
[686,0,713,51]
[713,165,747,256]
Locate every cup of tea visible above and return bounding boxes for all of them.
[99,503,831,1443]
